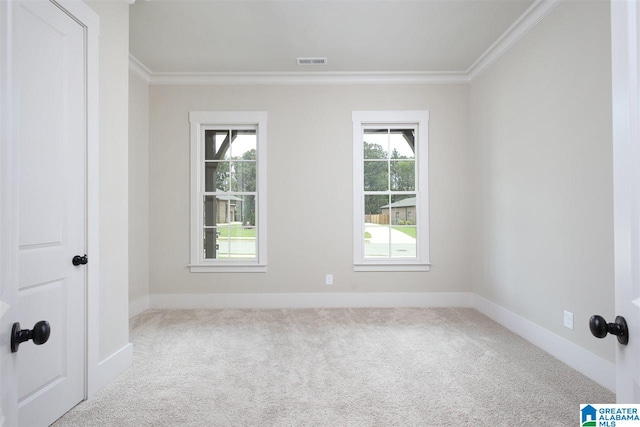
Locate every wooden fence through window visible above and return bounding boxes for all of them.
[364,214,390,224]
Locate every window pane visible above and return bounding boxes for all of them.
[204,195,256,228]
[237,195,256,226]
[215,194,242,224]
[390,160,415,191]
[219,131,234,161]
[226,224,254,235]
[209,227,258,259]
[231,130,257,159]
[391,225,416,258]
[363,129,388,159]
[233,234,256,259]
[364,194,390,225]
[222,225,256,259]
[214,194,255,225]
[364,225,390,258]
[203,196,218,226]
[205,161,231,192]
[390,194,417,225]
[231,161,256,192]
[203,228,221,259]
[212,226,256,260]
[390,129,415,159]
[364,161,388,191]
[216,230,231,259]
[205,130,230,161]
[205,163,215,192]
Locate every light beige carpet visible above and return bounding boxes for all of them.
[55,308,614,426]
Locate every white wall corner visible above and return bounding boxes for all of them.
[466,0,562,81]
[129,296,150,319]
[88,343,133,398]
[473,294,616,393]
[129,54,151,83]
[150,292,474,310]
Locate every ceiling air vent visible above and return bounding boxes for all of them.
[297,57,328,66]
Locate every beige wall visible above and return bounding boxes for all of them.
[86,0,130,361]
[129,70,149,308]
[137,0,615,368]
[149,84,473,294]
[470,1,614,362]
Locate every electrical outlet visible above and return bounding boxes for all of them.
[563,310,574,330]
[325,274,333,285]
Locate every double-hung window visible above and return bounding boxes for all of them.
[353,111,430,271]
[189,111,267,272]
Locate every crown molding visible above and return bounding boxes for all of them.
[129,54,151,83]
[129,0,562,85]
[129,55,467,85]
[466,0,562,80]
[148,71,469,86]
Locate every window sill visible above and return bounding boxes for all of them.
[354,263,431,272]
[189,264,267,273]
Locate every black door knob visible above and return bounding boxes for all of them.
[72,254,88,266]
[11,320,51,353]
[589,315,629,345]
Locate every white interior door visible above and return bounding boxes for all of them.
[13,0,87,425]
[611,0,640,403]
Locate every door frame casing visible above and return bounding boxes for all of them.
[0,1,100,423]
[611,0,640,403]
[0,0,18,425]
[54,0,102,399]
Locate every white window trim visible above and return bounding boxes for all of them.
[352,110,430,272]
[189,111,267,273]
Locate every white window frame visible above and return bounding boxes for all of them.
[189,111,267,272]
[352,110,430,272]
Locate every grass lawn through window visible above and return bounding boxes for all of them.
[392,226,416,239]
[218,227,256,238]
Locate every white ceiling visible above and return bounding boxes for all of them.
[129,0,535,74]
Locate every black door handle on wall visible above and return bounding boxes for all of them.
[11,320,51,353]
[589,315,629,345]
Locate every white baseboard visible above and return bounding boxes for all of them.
[89,343,133,398]
[129,296,150,318]
[474,294,616,393]
[150,292,474,309]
